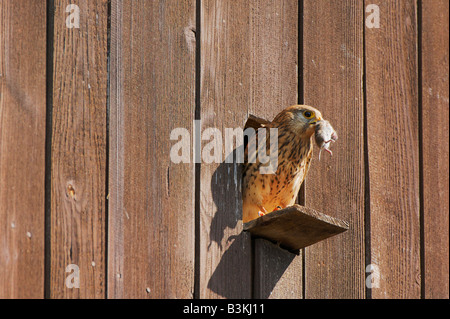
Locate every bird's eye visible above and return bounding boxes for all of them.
[303,111,314,119]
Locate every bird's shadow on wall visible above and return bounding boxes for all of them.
[206,148,251,298]
[206,124,296,299]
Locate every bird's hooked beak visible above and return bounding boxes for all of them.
[310,116,323,125]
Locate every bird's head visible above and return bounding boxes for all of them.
[272,105,323,138]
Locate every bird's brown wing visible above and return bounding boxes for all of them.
[243,119,273,172]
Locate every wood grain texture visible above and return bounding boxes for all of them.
[244,205,349,252]
[248,0,300,299]
[420,0,449,299]
[108,0,196,298]
[303,0,365,298]
[254,239,302,299]
[0,0,47,299]
[199,0,300,299]
[50,0,108,298]
[199,0,252,299]
[365,0,421,298]
[0,0,446,300]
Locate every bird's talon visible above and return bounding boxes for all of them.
[272,206,283,212]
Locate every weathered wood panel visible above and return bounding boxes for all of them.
[365,0,421,298]
[199,0,252,299]
[108,0,196,298]
[303,0,365,298]
[254,240,301,299]
[247,0,301,299]
[245,205,349,252]
[49,0,108,298]
[0,0,47,299]
[199,0,300,299]
[420,0,449,299]
[0,0,447,301]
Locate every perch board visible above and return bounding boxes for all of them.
[243,204,349,253]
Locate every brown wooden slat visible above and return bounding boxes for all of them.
[247,0,301,299]
[365,0,421,298]
[199,0,252,299]
[421,0,449,299]
[303,0,365,298]
[0,0,47,299]
[254,239,302,299]
[199,0,300,299]
[108,0,196,298]
[244,205,349,252]
[49,0,108,298]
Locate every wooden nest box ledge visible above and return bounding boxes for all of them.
[243,205,349,254]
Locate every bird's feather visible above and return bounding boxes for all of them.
[242,105,331,223]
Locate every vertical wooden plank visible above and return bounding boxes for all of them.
[199,0,252,299]
[200,0,299,299]
[365,0,421,298]
[302,0,365,298]
[50,0,108,298]
[0,0,47,299]
[254,240,302,299]
[421,0,449,299]
[250,0,301,299]
[109,0,196,298]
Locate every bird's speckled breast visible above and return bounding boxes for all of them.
[261,134,313,211]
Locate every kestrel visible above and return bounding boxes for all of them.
[242,105,336,223]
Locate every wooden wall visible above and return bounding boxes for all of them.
[0,0,448,299]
